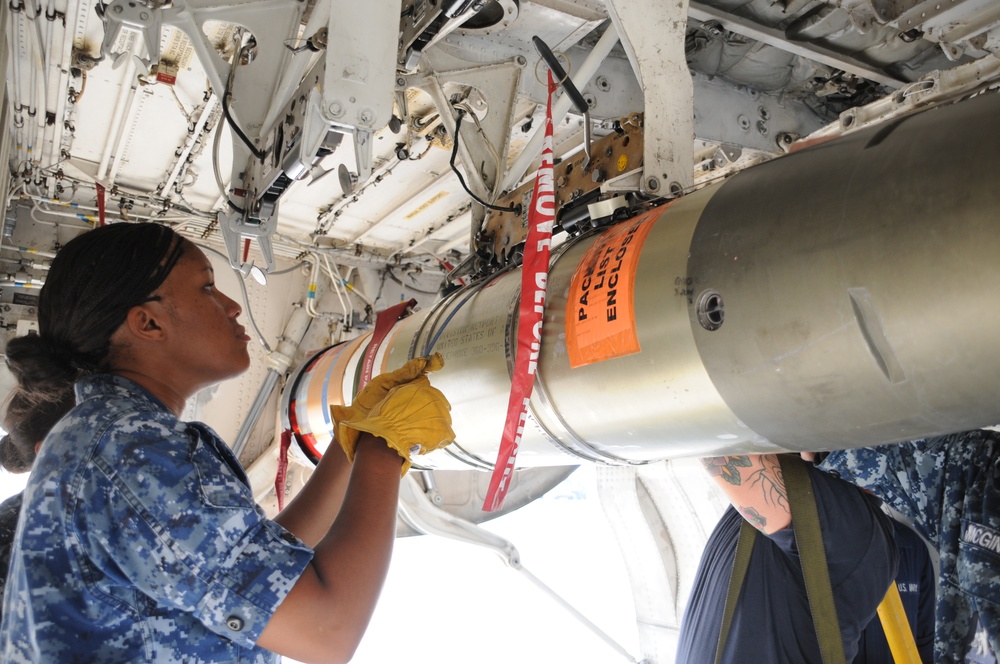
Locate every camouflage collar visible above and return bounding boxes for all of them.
[74,373,172,413]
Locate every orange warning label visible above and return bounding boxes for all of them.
[566,211,658,368]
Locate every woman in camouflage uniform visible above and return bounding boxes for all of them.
[0,223,452,663]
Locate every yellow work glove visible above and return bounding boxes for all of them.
[335,378,455,475]
[330,353,445,461]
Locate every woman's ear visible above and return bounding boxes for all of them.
[121,303,166,342]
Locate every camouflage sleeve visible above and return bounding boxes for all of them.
[77,414,314,649]
[818,433,983,549]
[0,492,22,622]
[821,431,1000,660]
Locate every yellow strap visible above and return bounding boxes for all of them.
[876,581,923,663]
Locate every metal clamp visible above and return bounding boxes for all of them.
[217,206,277,275]
[99,0,164,68]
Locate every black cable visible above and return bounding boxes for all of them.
[385,266,443,295]
[222,90,265,162]
[373,268,389,304]
[449,109,519,213]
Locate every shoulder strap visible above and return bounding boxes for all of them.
[715,455,846,664]
[715,518,758,664]
[780,454,846,664]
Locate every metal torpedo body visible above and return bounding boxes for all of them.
[285,91,1000,471]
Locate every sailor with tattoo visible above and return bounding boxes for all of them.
[676,454,898,663]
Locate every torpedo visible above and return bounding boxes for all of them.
[284,90,1000,472]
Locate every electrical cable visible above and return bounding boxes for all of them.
[29,206,94,228]
[449,109,519,213]
[221,32,265,162]
[385,266,443,295]
[212,108,232,201]
[305,257,321,317]
[302,256,346,322]
[212,41,250,214]
[424,285,478,354]
[221,90,265,162]
[26,175,219,224]
[372,268,389,305]
[71,68,87,104]
[454,102,503,178]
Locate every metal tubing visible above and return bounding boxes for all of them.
[160,95,218,198]
[232,297,317,458]
[286,91,1000,469]
[97,59,138,182]
[231,368,281,458]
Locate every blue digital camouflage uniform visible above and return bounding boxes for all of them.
[820,431,1000,664]
[0,491,22,625]
[0,374,314,663]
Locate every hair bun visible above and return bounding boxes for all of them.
[0,434,33,474]
[1,362,77,473]
[5,333,80,401]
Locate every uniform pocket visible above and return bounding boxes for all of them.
[957,520,1000,601]
[191,441,252,509]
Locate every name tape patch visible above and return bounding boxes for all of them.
[962,520,1000,555]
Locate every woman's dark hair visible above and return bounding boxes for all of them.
[2,223,187,471]
[0,389,74,473]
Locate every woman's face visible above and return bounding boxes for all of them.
[150,242,252,388]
